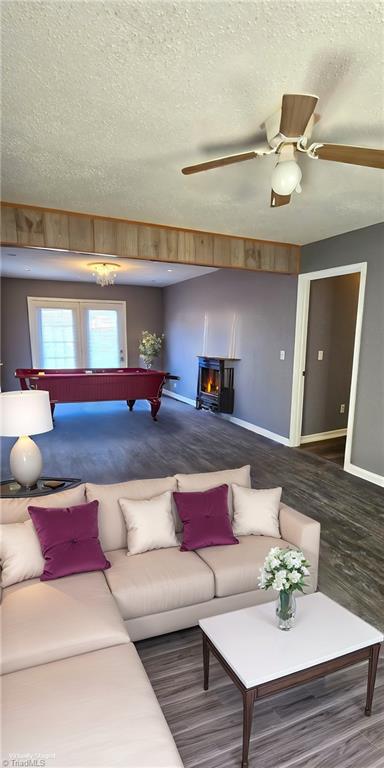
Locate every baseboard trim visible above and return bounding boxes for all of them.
[163,389,290,446]
[163,389,196,407]
[344,461,384,488]
[218,413,290,446]
[300,428,348,444]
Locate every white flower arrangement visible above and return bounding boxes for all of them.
[259,546,310,594]
[139,331,164,368]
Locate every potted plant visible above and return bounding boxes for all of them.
[139,331,164,369]
[259,547,310,630]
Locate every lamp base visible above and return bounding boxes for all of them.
[10,436,43,489]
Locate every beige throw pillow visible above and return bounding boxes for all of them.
[119,491,178,556]
[0,519,45,587]
[232,484,282,538]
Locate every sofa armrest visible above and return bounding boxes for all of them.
[279,504,321,592]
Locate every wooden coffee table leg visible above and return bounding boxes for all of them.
[365,643,381,716]
[203,633,210,690]
[242,689,255,768]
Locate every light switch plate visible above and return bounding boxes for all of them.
[280,350,285,360]
[317,350,324,361]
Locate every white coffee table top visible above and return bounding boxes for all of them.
[199,592,383,689]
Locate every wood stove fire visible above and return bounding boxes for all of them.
[196,357,238,413]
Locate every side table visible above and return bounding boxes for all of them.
[0,477,82,498]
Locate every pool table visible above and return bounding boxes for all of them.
[15,367,169,421]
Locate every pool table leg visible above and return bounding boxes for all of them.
[149,398,161,421]
[127,399,136,411]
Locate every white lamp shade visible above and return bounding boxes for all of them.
[271,160,302,196]
[0,390,53,437]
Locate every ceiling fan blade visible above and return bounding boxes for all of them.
[271,190,291,208]
[181,150,259,175]
[200,129,266,155]
[314,143,384,169]
[280,94,319,138]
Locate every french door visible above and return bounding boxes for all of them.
[28,298,127,369]
[80,301,127,368]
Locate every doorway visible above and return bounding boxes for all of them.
[289,263,367,472]
[27,297,127,369]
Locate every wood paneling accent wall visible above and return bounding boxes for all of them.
[0,203,300,274]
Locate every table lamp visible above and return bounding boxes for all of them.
[0,390,53,489]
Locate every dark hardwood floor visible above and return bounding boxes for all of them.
[137,629,384,768]
[300,436,346,467]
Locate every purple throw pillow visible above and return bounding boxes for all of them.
[173,484,239,551]
[28,500,110,581]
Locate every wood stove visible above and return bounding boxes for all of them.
[196,357,238,413]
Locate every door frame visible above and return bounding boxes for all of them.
[289,262,367,472]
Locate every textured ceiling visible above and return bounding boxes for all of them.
[1,0,384,245]
[0,247,216,286]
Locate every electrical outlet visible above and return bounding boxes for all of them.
[317,350,324,361]
[340,403,345,414]
[280,350,285,361]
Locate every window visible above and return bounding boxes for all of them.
[85,308,120,368]
[40,308,78,368]
[28,298,127,369]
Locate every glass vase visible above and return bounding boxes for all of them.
[276,590,296,630]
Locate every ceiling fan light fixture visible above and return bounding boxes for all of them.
[271,159,302,196]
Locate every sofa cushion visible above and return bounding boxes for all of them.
[105,547,215,619]
[0,484,86,524]
[196,535,292,597]
[2,644,183,768]
[175,465,250,525]
[1,571,129,675]
[86,476,177,552]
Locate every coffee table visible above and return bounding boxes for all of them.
[199,592,383,767]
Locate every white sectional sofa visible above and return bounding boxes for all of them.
[1,466,321,767]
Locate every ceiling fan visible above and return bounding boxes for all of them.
[181,94,384,207]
